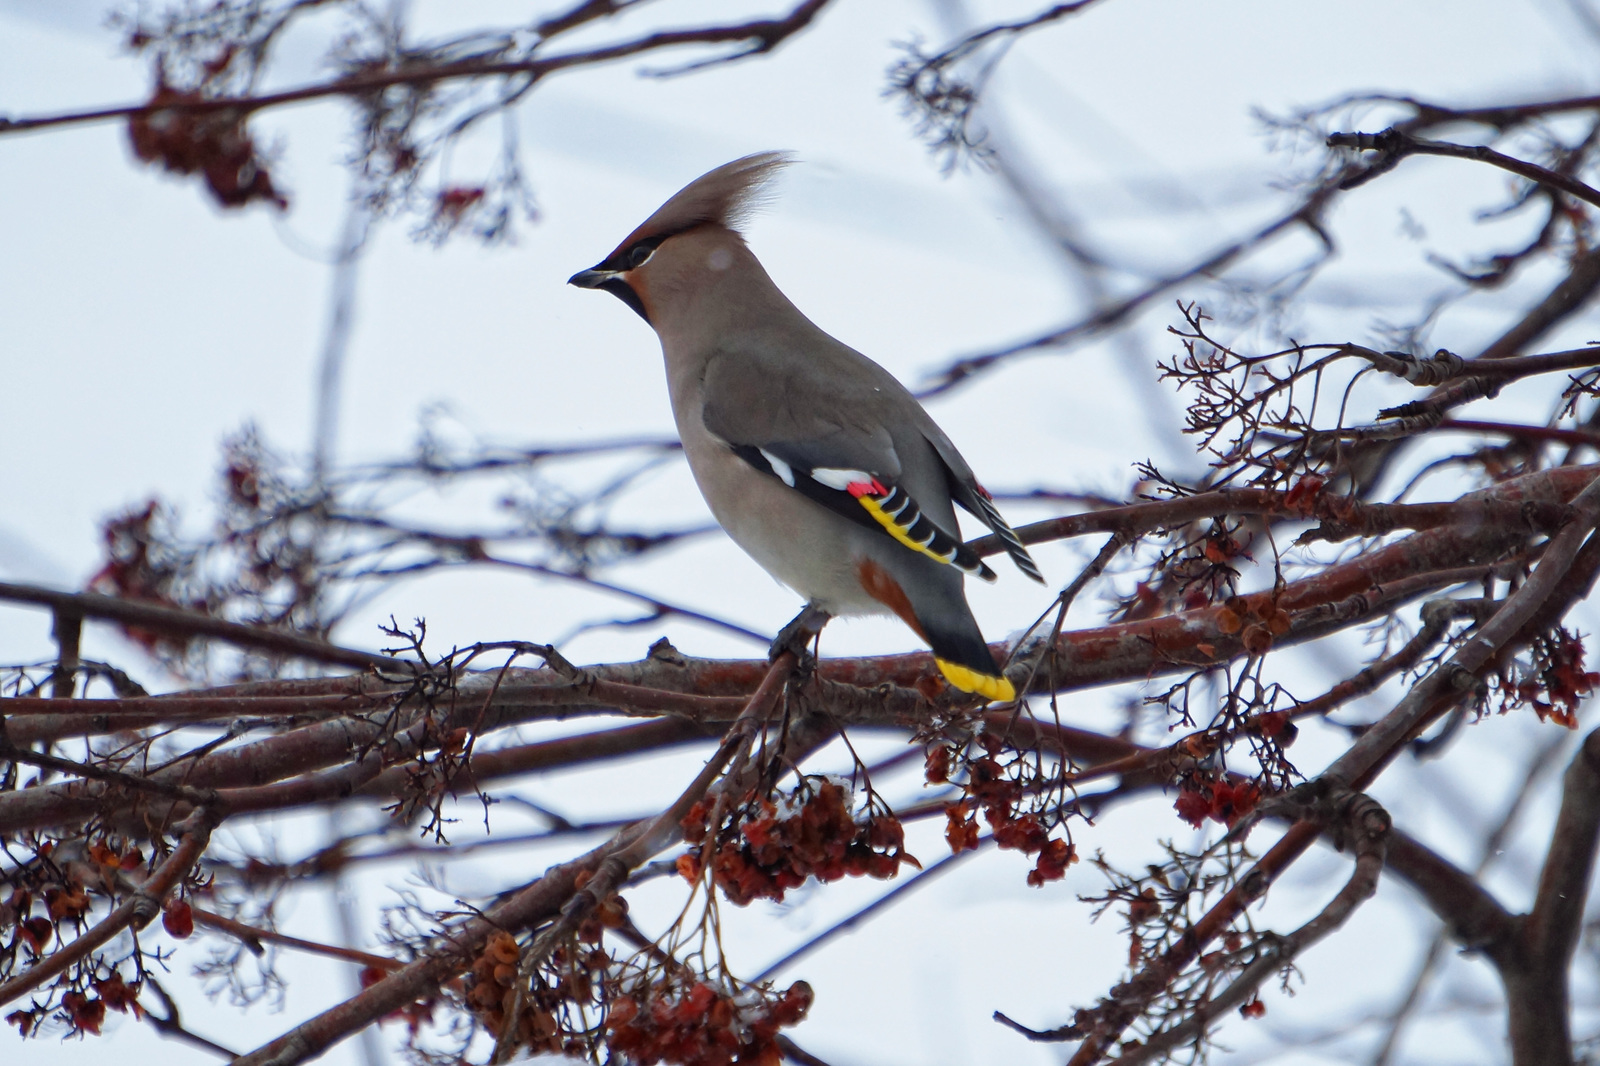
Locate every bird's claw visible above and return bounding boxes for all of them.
[770,604,830,669]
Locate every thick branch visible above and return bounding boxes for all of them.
[8,464,1588,837]
[1381,833,1517,951]
[1504,727,1600,1065]
[0,581,399,671]
[1525,727,1600,962]
[229,654,802,1066]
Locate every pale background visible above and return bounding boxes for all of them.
[3,1,1598,1063]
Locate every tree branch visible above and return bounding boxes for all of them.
[0,581,400,672]
[0,806,218,1007]
[1330,128,1600,211]
[229,654,803,1066]
[1504,727,1600,1064]
[1106,789,1392,1065]
[0,1,836,137]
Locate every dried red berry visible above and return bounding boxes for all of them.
[162,899,194,939]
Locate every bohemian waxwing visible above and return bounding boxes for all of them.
[569,152,1044,701]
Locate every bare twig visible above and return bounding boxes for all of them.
[1330,128,1600,211]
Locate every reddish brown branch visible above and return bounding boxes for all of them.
[0,581,399,671]
[0,694,384,717]
[229,654,802,1066]
[0,1,834,137]
[0,697,426,833]
[192,906,398,971]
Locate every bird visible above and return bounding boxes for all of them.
[568,152,1044,701]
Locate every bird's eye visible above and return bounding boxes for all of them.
[625,241,658,269]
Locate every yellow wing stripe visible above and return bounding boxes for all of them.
[935,659,1016,702]
[858,495,958,566]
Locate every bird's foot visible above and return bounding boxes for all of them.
[770,604,830,671]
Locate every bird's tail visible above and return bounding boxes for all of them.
[857,557,1016,702]
[917,607,1015,702]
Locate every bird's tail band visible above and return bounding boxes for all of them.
[935,658,1016,702]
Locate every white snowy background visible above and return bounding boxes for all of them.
[3,1,1600,1063]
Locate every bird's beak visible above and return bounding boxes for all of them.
[568,262,651,323]
[568,266,616,289]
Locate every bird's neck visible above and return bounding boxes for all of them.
[650,242,814,403]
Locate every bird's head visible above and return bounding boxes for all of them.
[569,152,791,326]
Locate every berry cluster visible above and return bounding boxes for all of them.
[1505,626,1599,728]
[454,885,630,1056]
[605,979,812,1066]
[929,736,1077,887]
[2,840,132,962]
[678,780,916,906]
[461,930,525,1044]
[127,85,287,209]
[1173,775,1261,829]
[6,969,145,1039]
[2,836,170,1041]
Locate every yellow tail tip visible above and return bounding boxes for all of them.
[935,659,1016,702]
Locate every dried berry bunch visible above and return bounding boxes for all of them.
[87,432,337,678]
[604,977,813,1066]
[1497,624,1600,728]
[927,729,1079,887]
[8,970,144,1039]
[127,86,286,209]
[448,901,616,1059]
[677,778,917,906]
[1172,773,1264,830]
[3,836,175,1040]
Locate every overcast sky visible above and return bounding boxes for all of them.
[5,2,1600,1063]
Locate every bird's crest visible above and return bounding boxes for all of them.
[615,151,792,250]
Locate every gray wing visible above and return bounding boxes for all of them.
[699,347,998,579]
[700,345,902,477]
[704,337,1045,587]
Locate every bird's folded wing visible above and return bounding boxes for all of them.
[920,426,1045,585]
[701,354,995,579]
